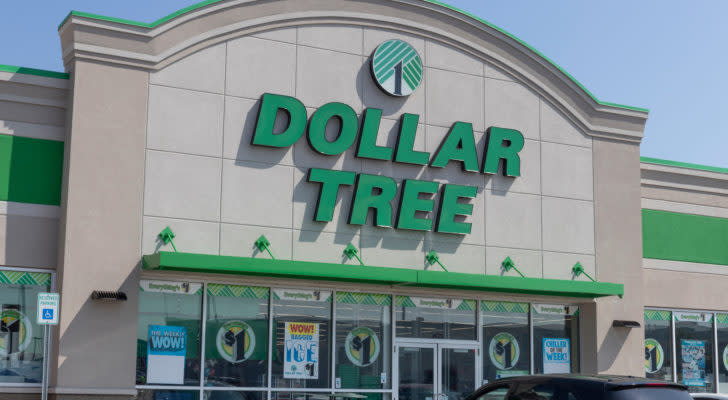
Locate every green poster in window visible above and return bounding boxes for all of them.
[206,319,267,361]
[645,338,664,373]
[0,309,32,356]
[489,332,520,370]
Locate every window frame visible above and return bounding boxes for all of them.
[135,277,581,400]
[0,266,55,389]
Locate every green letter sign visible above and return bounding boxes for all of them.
[483,127,525,177]
[252,93,307,148]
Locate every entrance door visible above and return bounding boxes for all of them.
[396,343,478,400]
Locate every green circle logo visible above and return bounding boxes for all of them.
[723,345,728,371]
[488,332,520,370]
[0,309,32,356]
[345,327,380,367]
[645,338,664,373]
[371,39,423,97]
[216,320,256,363]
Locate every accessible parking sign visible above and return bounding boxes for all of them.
[37,293,60,325]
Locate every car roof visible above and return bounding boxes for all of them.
[485,374,687,390]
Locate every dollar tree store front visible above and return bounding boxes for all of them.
[0,0,658,399]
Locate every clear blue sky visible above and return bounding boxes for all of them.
[2,1,726,167]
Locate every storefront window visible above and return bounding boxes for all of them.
[644,310,673,381]
[137,280,203,386]
[204,391,265,400]
[532,304,579,374]
[271,288,331,389]
[0,270,51,384]
[335,292,391,390]
[137,389,201,400]
[395,296,476,340]
[205,284,269,388]
[717,314,728,394]
[674,312,714,393]
[482,301,530,383]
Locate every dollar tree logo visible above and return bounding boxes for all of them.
[371,39,423,97]
[0,309,32,356]
[488,332,520,370]
[216,321,256,363]
[644,338,664,373]
[345,327,380,367]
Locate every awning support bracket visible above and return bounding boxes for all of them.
[501,256,525,277]
[157,226,177,252]
[572,262,595,282]
[425,250,449,272]
[254,235,276,260]
[343,243,365,266]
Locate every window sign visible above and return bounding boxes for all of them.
[482,301,530,382]
[0,270,51,384]
[283,322,319,379]
[533,304,579,374]
[644,310,672,381]
[147,325,187,385]
[335,292,392,389]
[674,312,714,393]
[681,339,707,387]
[136,280,202,386]
[205,284,269,388]
[542,338,570,374]
[272,288,331,388]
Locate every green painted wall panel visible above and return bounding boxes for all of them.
[642,209,728,265]
[0,134,64,206]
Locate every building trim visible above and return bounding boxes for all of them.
[57,0,648,145]
[142,251,624,298]
[0,64,69,80]
[643,258,728,275]
[641,198,728,219]
[58,0,644,113]
[641,156,728,176]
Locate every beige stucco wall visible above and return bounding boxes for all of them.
[54,60,147,396]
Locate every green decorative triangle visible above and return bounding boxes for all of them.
[0,270,51,287]
[395,295,416,308]
[456,299,476,311]
[481,300,529,314]
[644,310,672,321]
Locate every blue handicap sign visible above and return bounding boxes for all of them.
[42,309,54,320]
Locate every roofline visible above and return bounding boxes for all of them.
[641,156,728,175]
[56,0,647,114]
[0,64,69,80]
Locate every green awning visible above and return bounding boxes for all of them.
[142,251,623,299]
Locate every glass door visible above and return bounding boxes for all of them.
[397,344,436,400]
[396,343,477,400]
[439,345,477,400]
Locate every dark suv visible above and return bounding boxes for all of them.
[465,374,692,400]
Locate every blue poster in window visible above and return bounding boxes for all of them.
[681,339,706,387]
[147,325,187,384]
[543,338,570,374]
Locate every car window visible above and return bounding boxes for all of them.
[605,387,692,400]
[511,384,555,400]
[472,385,511,400]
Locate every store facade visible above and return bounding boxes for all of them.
[0,0,726,399]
